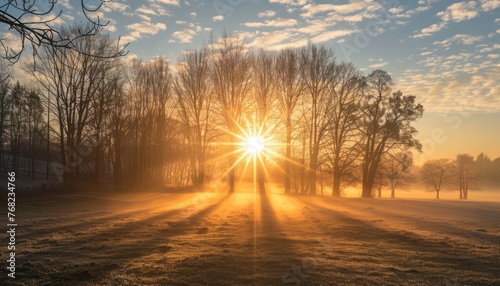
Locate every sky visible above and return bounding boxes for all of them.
[2,0,499,162]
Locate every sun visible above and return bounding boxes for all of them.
[245,135,265,155]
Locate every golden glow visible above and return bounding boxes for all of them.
[207,116,304,188]
[245,135,265,155]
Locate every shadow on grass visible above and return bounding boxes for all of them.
[313,196,500,247]
[255,193,310,285]
[8,192,232,285]
[294,196,500,285]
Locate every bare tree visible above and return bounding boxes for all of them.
[384,151,413,198]
[22,87,44,179]
[274,48,303,194]
[422,158,450,199]
[88,52,123,183]
[300,44,336,195]
[208,35,252,193]
[327,62,363,197]
[127,57,175,186]
[453,154,477,199]
[29,24,122,184]
[6,81,24,172]
[174,48,214,190]
[0,61,10,166]
[108,76,127,186]
[359,70,423,198]
[251,49,275,193]
[0,0,126,63]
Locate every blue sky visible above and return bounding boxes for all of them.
[3,0,499,160]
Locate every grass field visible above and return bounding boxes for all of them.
[2,186,500,285]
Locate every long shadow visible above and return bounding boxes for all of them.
[294,196,500,284]
[16,193,195,244]
[255,193,318,285]
[16,191,191,231]
[28,192,232,254]
[14,192,233,285]
[316,196,500,246]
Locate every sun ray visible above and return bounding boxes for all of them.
[208,112,312,192]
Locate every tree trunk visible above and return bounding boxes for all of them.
[308,141,321,195]
[390,180,395,198]
[114,142,122,186]
[332,165,341,198]
[94,143,101,184]
[362,156,379,198]
[198,162,205,190]
[229,134,236,192]
[284,118,291,194]
[257,158,265,193]
[362,183,372,198]
[361,164,375,198]
[309,169,317,195]
[229,167,235,193]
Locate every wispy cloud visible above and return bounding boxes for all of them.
[369,62,389,69]
[481,0,500,11]
[258,10,276,18]
[269,0,308,6]
[124,21,167,43]
[101,2,129,13]
[170,29,197,43]
[434,34,483,47]
[311,30,356,43]
[150,0,180,6]
[243,18,298,28]
[413,1,481,38]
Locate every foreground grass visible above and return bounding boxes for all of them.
[1,187,500,285]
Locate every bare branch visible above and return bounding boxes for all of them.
[0,0,128,64]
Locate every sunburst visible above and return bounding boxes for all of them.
[207,117,304,192]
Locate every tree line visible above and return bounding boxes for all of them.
[422,153,500,199]
[0,26,427,198]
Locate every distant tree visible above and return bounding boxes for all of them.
[476,153,494,183]
[421,158,450,199]
[359,70,424,198]
[384,152,413,198]
[493,157,500,183]
[453,154,477,200]
[0,0,127,63]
